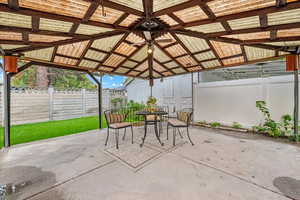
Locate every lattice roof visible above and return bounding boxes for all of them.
[0,0,299,79]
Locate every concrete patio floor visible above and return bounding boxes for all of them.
[0,126,300,200]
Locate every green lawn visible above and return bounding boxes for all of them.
[0,116,107,148]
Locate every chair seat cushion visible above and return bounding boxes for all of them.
[168,119,186,127]
[110,122,131,129]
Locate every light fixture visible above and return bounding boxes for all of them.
[147,46,153,54]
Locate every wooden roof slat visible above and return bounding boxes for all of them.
[170,1,300,30]
[0,3,129,31]
[7,30,126,54]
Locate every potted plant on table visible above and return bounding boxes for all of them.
[146,96,157,112]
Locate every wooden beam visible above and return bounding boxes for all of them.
[170,32,204,69]
[114,13,129,26]
[96,32,130,70]
[56,53,80,60]
[82,1,100,22]
[143,0,153,19]
[113,44,145,72]
[172,29,285,51]
[153,0,214,16]
[168,13,185,25]
[76,39,94,66]
[240,45,248,62]
[0,25,85,38]
[154,41,188,72]
[50,46,58,62]
[259,14,268,28]
[8,0,18,9]
[153,58,175,75]
[7,30,126,54]
[206,39,224,67]
[169,1,300,29]
[221,21,232,32]
[242,36,300,44]
[276,0,287,7]
[270,30,277,40]
[22,32,29,42]
[0,3,129,31]
[31,16,40,32]
[69,23,80,35]
[206,22,300,37]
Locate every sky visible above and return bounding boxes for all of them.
[101,75,126,89]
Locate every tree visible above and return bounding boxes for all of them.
[11,65,96,89]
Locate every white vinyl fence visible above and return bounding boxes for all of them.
[193,75,297,128]
[0,88,126,125]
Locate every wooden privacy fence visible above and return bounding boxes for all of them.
[0,87,126,125]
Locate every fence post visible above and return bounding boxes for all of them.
[82,88,86,117]
[48,87,54,121]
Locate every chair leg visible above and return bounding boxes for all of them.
[122,127,126,141]
[167,123,169,140]
[140,123,147,147]
[173,127,176,146]
[159,120,163,137]
[115,129,119,149]
[186,127,194,146]
[105,128,110,146]
[131,125,134,144]
[178,128,183,139]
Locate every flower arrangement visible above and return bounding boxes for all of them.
[146,96,157,112]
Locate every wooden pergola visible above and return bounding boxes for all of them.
[0,0,300,147]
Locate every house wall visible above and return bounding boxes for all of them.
[193,75,296,128]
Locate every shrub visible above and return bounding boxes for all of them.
[210,122,221,128]
[232,122,242,129]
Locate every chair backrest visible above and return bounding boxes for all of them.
[177,110,193,126]
[104,109,127,126]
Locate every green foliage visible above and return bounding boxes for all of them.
[281,114,293,136]
[146,96,157,106]
[255,101,295,137]
[12,66,37,88]
[232,122,242,129]
[210,122,221,128]
[12,66,96,89]
[125,100,145,122]
[111,98,123,104]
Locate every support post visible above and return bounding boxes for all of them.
[294,68,299,142]
[3,71,11,147]
[191,72,194,122]
[88,72,103,129]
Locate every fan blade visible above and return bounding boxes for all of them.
[156,39,174,43]
[143,31,152,40]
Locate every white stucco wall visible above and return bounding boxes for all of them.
[193,75,296,128]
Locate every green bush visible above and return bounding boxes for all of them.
[255,101,295,138]
[232,122,242,129]
[210,122,221,128]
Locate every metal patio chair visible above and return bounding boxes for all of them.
[166,109,194,146]
[104,109,134,149]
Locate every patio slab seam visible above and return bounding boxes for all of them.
[171,152,294,200]
[23,160,116,200]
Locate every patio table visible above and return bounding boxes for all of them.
[136,110,168,147]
